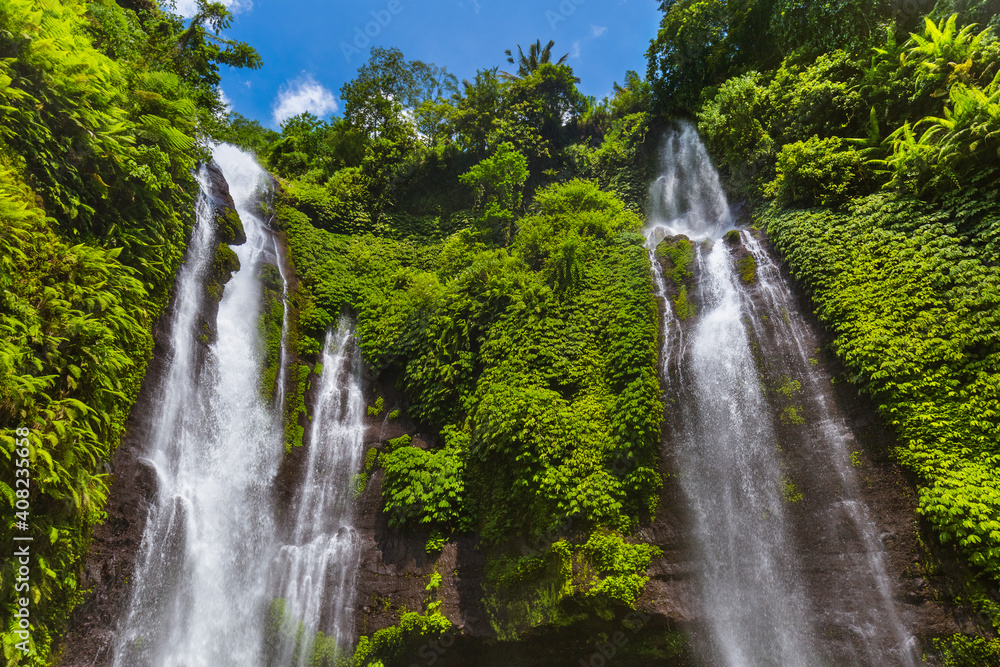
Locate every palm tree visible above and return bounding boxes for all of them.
[502,39,569,80]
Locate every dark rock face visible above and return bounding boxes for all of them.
[205,160,246,245]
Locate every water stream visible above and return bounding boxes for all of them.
[647,122,917,665]
[270,318,365,665]
[111,146,364,667]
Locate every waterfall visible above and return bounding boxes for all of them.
[647,122,916,665]
[270,318,365,665]
[110,146,365,666]
[112,146,281,666]
[740,231,919,665]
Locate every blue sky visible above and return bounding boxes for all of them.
[174,0,662,128]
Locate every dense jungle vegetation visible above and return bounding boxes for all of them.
[254,41,668,664]
[647,0,1000,660]
[4,0,1000,664]
[0,0,259,662]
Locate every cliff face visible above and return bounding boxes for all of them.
[341,231,990,666]
[59,198,990,665]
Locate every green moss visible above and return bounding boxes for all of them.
[779,405,806,425]
[484,541,576,640]
[365,446,379,472]
[777,376,802,397]
[352,472,369,499]
[258,276,285,401]
[265,598,343,667]
[283,363,312,451]
[724,229,741,246]
[673,285,697,320]
[782,479,803,503]
[736,255,757,284]
[656,236,695,286]
[214,206,246,245]
[206,242,241,301]
[388,408,401,420]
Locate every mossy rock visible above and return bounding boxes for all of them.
[736,255,757,284]
[212,243,240,283]
[205,243,241,301]
[724,229,742,246]
[673,285,697,320]
[214,206,247,245]
[258,263,283,292]
[655,235,695,287]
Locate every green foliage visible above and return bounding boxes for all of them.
[777,377,802,397]
[655,237,694,286]
[769,0,893,57]
[265,598,347,667]
[880,74,1000,196]
[385,435,412,453]
[365,447,379,472]
[483,541,575,638]
[381,433,466,530]
[577,531,661,609]
[459,143,529,244]
[258,265,285,401]
[736,255,757,284]
[425,571,443,594]
[765,136,864,207]
[764,194,1000,581]
[283,364,312,451]
[425,531,447,555]
[0,166,153,664]
[646,0,781,115]
[0,0,258,658]
[673,286,697,321]
[933,634,1000,666]
[502,39,570,80]
[283,178,664,631]
[698,72,773,174]
[570,112,653,210]
[352,610,452,667]
[367,396,384,418]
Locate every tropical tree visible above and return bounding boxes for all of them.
[503,39,570,80]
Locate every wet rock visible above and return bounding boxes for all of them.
[205,160,246,245]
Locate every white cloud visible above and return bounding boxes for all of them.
[272,74,339,126]
[571,41,582,58]
[218,88,233,113]
[591,25,608,38]
[172,0,253,18]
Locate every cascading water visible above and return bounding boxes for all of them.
[649,123,815,664]
[647,122,916,665]
[111,146,366,666]
[112,146,282,666]
[270,318,365,665]
[740,232,918,664]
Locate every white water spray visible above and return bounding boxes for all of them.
[647,122,915,665]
